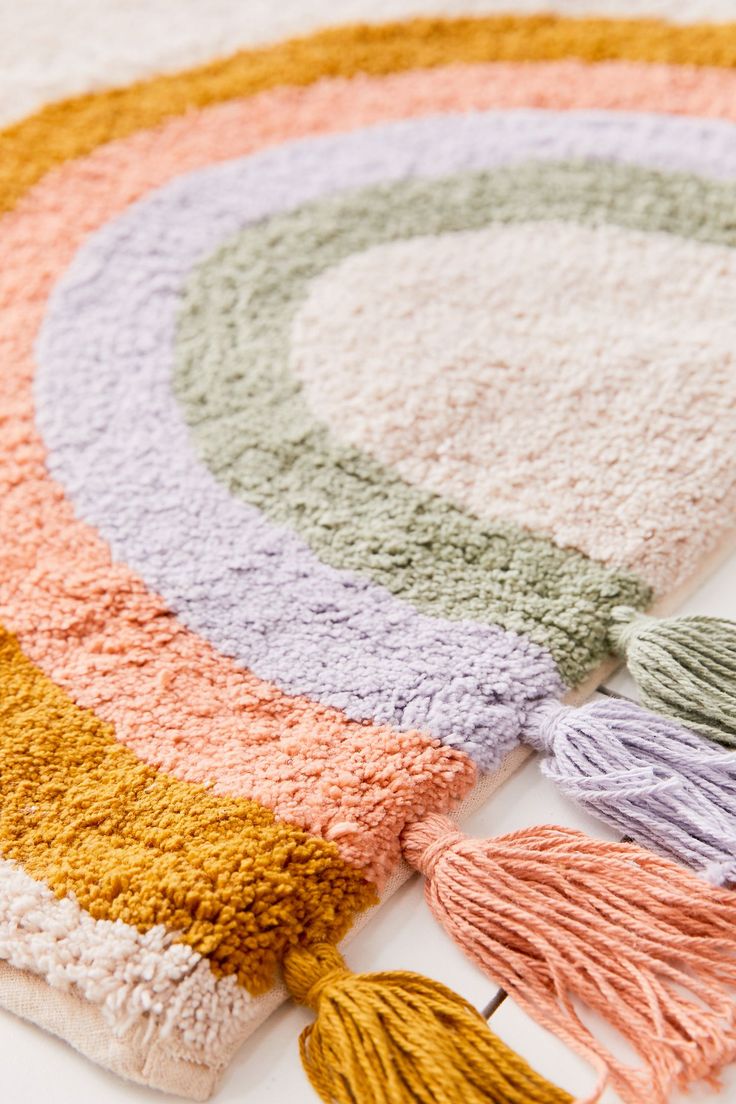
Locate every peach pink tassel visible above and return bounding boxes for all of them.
[402,816,736,1104]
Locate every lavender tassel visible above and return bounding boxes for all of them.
[524,696,736,885]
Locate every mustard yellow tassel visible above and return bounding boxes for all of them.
[283,943,573,1104]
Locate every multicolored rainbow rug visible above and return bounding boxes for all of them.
[3,3,736,1102]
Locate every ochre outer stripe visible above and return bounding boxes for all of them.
[2,14,736,213]
[0,627,377,996]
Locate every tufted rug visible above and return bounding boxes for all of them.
[1,2,736,1101]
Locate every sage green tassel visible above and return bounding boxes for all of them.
[609,606,736,747]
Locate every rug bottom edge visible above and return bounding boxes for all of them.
[0,959,222,1100]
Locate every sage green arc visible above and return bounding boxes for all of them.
[171,157,736,685]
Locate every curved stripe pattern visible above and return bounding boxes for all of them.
[3,64,734,808]
[4,14,736,215]
[291,221,736,586]
[4,60,736,1063]
[4,12,736,1087]
[16,59,736,906]
[0,69,732,808]
[0,626,376,995]
[41,116,641,760]
[5,1,736,126]
[38,110,736,697]
[0,69,733,861]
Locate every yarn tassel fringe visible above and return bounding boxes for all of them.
[523,695,736,883]
[282,942,574,1104]
[609,606,736,746]
[401,815,736,1104]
